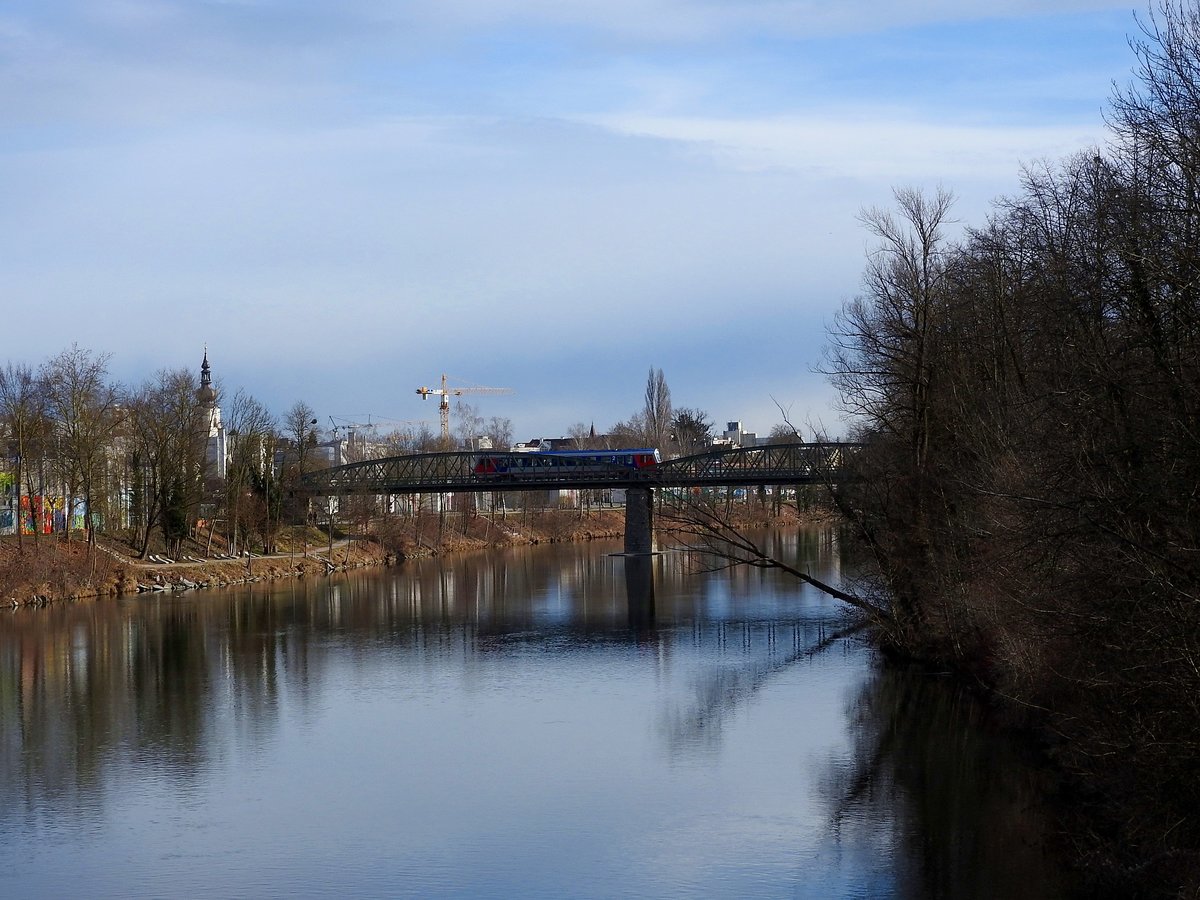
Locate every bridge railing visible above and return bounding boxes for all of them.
[298,450,481,496]
[653,442,855,486]
[294,443,861,496]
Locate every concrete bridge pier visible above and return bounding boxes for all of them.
[624,487,655,555]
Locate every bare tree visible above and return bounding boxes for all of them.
[671,407,712,456]
[607,411,649,449]
[0,363,47,552]
[767,423,802,443]
[486,415,514,450]
[566,422,595,450]
[826,187,955,472]
[282,401,319,475]
[643,366,673,449]
[39,345,121,547]
[821,188,958,645]
[223,389,275,556]
[281,400,319,532]
[453,401,485,448]
[124,369,209,558]
[412,422,439,452]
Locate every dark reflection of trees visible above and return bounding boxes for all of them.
[225,582,302,743]
[820,665,1070,900]
[0,592,299,829]
[131,601,214,766]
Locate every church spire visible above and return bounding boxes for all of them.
[197,347,216,405]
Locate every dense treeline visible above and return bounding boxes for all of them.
[0,348,387,561]
[828,4,1200,893]
[0,346,292,559]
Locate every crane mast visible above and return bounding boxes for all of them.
[415,374,513,444]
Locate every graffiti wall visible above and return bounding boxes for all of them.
[0,473,12,533]
[0,475,86,535]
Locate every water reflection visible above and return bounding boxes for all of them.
[0,529,1072,898]
[657,618,863,759]
[623,555,655,632]
[818,666,1070,899]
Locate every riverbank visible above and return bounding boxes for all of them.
[0,533,392,607]
[1,501,837,607]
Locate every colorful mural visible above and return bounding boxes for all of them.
[0,473,13,535]
[20,495,54,535]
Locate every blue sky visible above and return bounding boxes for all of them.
[1,1,1137,441]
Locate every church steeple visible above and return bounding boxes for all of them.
[197,347,216,405]
[196,347,227,480]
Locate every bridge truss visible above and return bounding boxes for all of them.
[293,443,856,497]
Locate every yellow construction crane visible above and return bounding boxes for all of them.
[415,374,514,444]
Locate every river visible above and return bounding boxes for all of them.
[0,529,1073,898]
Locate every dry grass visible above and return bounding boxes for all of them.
[0,536,132,604]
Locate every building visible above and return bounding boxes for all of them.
[196,350,228,480]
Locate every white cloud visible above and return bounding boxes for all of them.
[584,112,1106,179]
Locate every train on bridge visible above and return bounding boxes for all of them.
[472,448,661,480]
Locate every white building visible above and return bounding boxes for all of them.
[196,350,228,480]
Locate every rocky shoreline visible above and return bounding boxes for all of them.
[0,510,626,607]
[2,539,393,608]
[2,505,833,608]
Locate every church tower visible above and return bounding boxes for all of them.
[197,349,228,479]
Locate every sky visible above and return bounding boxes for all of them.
[0,0,1141,443]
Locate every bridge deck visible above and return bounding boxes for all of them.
[294,443,855,496]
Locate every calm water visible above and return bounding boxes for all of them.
[0,531,1070,898]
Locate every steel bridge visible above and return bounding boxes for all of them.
[293,442,856,497]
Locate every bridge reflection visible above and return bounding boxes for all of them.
[624,554,655,631]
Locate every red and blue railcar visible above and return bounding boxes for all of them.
[473,448,660,478]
